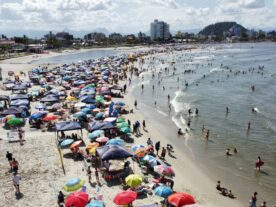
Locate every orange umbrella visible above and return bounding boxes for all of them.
[87,142,99,149]
[135,148,146,158]
[70,140,82,149]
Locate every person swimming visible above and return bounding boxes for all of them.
[226,148,232,156]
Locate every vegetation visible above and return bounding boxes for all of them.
[199,22,247,37]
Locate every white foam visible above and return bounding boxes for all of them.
[171,90,191,113]
[210,68,225,73]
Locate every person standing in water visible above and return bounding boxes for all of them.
[226,106,229,114]
[206,129,210,140]
[247,122,251,131]
[255,156,264,171]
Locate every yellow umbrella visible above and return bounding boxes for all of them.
[125,174,143,188]
[87,142,99,149]
[66,96,77,101]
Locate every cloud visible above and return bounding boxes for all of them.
[0,0,275,36]
[240,0,265,9]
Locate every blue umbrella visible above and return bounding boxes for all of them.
[142,155,158,167]
[86,200,104,207]
[95,112,105,119]
[107,138,125,146]
[131,144,145,152]
[154,186,173,198]
[114,101,125,106]
[60,139,74,148]
[30,112,45,119]
[81,108,91,114]
[88,130,104,139]
[35,104,46,110]
[73,112,86,118]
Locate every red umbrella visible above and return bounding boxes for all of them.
[42,115,57,121]
[168,192,196,207]
[96,136,109,143]
[113,190,137,205]
[65,191,89,207]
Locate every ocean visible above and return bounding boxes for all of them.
[129,43,276,204]
[37,43,276,204]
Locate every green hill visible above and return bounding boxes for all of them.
[199,22,247,37]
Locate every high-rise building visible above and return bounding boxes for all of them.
[150,19,170,41]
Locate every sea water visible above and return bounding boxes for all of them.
[130,43,276,204]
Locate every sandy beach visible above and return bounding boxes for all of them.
[0,47,245,207]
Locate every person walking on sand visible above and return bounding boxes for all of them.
[57,191,65,207]
[161,147,167,160]
[249,192,258,207]
[18,128,24,146]
[95,168,100,185]
[134,100,137,109]
[11,158,19,173]
[87,166,92,183]
[12,172,21,194]
[147,138,153,146]
[142,120,146,130]
[155,141,160,156]
[6,151,13,171]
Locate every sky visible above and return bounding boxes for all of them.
[0,0,276,37]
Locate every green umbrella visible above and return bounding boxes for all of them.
[120,127,131,133]
[116,122,129,128]
[116,117,125,123]
[7,118,23,126]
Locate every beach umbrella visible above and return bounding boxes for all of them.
[65,191,88,207]
[30,112,45,120]
[95,112,105,119]
[102,117,115,122]
[60,139,74,148]
[116,122,129,128]
[87,142,100,149]
[64,178,85,192]
[120,127,131,133]
[142,155,158,167]
[116,117,125,123]
[96,145,133,160]
[88,130,104,139]
[154,186,173,198]
[7,118,23,126]
[75,102,87,108]
[42,115,57,122]
[66,96,78,102]
[113,191,137,205]
[52,103,62,109]
[168,192,196,207]
[114,101,125,106]
[85,200,104,207]
[96,136,109,143]
[134,148,147,158]
[154,165,175,177]
[35,104,46,110]
[73,112,86,118]
[81,108,92,114]
[70,140,83,149]
[106,138,125,146]
[131,144,145,152]
[125,174,143,188]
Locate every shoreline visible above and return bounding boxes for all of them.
[0,45,263,207]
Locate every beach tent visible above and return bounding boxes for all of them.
[1,107,23,117]
[40,95,59,103]
[55,121,82,132]
[96,145,133,160]
[88,121,115,132]
[10,99,30,107]
[10,94,29,101]
[80,96,96,104]
[11,84,28,93]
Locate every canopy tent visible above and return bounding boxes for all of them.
[1,107,23,117]
[40,95,59,103]
[96,145,133,160]
[0,95,10,101]
[11,84,28,93]
[88,121,115,132]
[55,121,82,132]
[10,94,29,101]
[10,99,30,107]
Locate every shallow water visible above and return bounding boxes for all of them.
[130,43,276,204]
